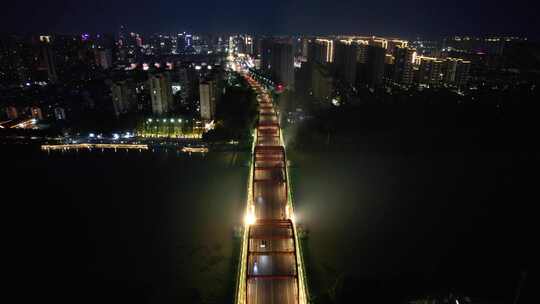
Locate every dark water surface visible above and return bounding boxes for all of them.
[3,146,249,303]
[2,142,536,303]
[289,149,536,303]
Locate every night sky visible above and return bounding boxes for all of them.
[3,0,539,38]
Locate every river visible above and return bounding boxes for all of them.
[3,145,249,304]
[289,148,535,303]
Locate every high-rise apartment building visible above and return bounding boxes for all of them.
[308,41,325,64]
[300,38,309,58]
[308,39,334,64]
[444,58,471,88]
[176,67,191,101]
[261,39,295,90]
[149,73,173,115]
[199,80,218,120]
[311,63,333,102]
[260,38,273,72]
[356,43,369,64]
[414,56,471,88]
[111,80,136,116]
[39,42,57,83]
[334,41,358,85]
[387,39,408,55]
[393,46,415,85]
[417,57,445,87]
[244,35,254,55]
[364,45,386,87]
[271,42,295,90]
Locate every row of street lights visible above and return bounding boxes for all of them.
[147,118,184,123]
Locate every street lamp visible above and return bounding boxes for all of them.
[244,211,255,226]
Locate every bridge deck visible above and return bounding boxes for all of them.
[241,75,301,304]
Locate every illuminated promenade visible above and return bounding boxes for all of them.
[41,143,149,151]
[236,76,308,304]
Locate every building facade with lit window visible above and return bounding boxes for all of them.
[393,46,415,85]
[149,73,173,116]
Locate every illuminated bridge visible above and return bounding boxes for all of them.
[236,76,308,304]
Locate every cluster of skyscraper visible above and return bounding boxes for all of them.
[229,34,530,109]
[109,62,222,120]
[236,36,473,92]
[0,30,531,124]
[0,28,227,123]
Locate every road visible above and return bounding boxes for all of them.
[237,75,306,304]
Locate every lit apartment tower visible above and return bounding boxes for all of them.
[443,58,471,88]
[369,38,388,49]
[308,39,334,64]
[387,39,408,55]
[454,60,471,88]
[185,34,193,49]
[393,46,415,85]
[334,41,358,86]
[111,80,136,116]
[365,45,386,87]
[177,67,191,101]
[356,43,369,64]
[311,63,333,102]
[270,42,295,90]
[244,35,254,55]
[149,73,173,115]
[317,39,334,63]
[301,38,309,58]
[417,57,445,87]
[40,42,57,83]
[308,41,325,64]
[199,81,216,120]
[177,33,187,53]
[260,39,295,89]
[260,38,273,72]
[252,36,263,57]
[230,35,243,53]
